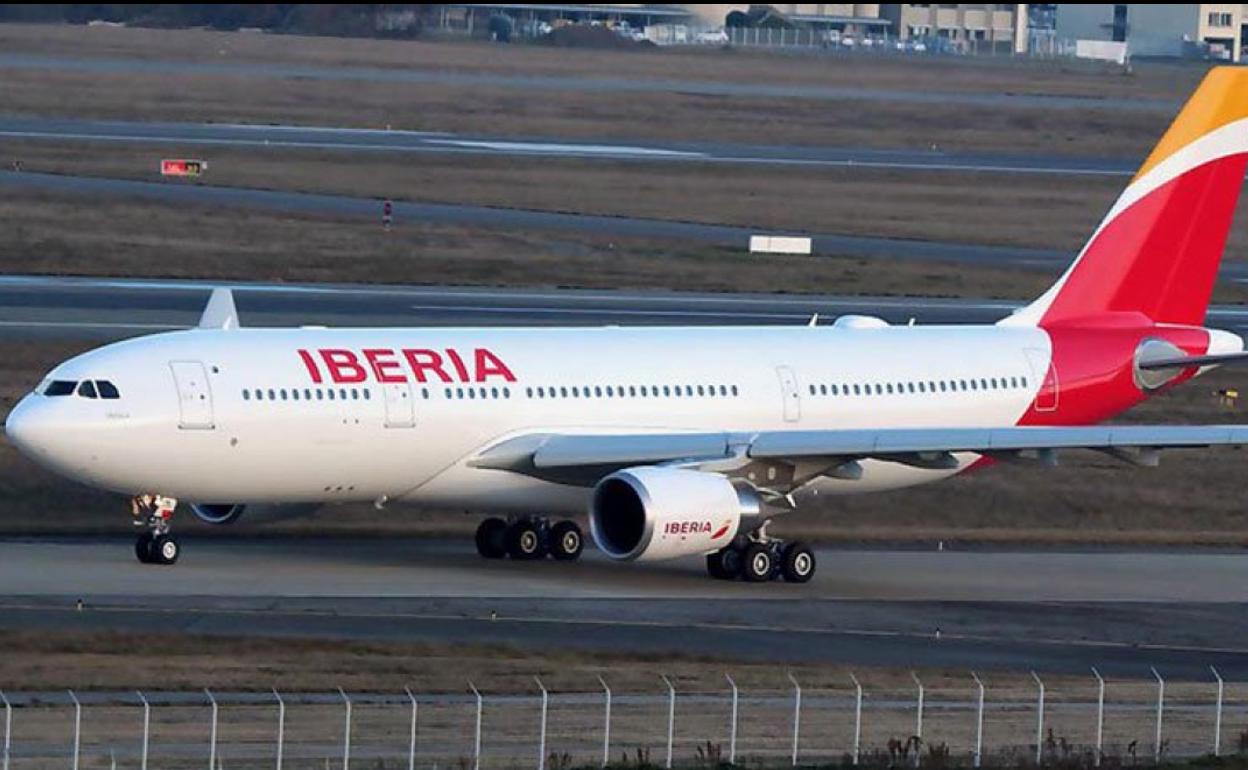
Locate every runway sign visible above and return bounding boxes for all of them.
[750,235,812,255]
[161,159,208,177]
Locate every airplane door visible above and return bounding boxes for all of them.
[1024,348,1059,412]
[169,361,215,430]
[776,365,801,422]
[382,381,415,428]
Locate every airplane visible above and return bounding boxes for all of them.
[7,67,1248,583]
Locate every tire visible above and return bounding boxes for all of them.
[549,520,584,561]
[134,532,154,564]
[475,517,508,559]
[706,547,742,580]
[150,534,180,565]
[781,542,816,583]
[742,543,774,583]
[505,519,545,560]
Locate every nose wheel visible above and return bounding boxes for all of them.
[131,494,180,565]
[475,516,583,562]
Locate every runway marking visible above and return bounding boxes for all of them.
[5,600,1248,659]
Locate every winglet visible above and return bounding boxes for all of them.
[199,288,239,330]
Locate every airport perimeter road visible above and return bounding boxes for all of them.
[5,275,1248,341]
[1,537,1246,678]
[0,52,1180,112]
[0,117,1138,175]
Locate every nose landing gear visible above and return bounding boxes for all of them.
[131,494,180,565]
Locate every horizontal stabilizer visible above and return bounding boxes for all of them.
[1138,351,1248,370]
[199,288,239,330]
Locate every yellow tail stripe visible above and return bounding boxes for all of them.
[1134,66,1248,182]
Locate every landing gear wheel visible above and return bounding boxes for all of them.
[134,532,155,564]
[506,519,545,560]
[149,534,180,565]
[549,520,584,561]
[475,517,508,559]
[780,542,816,583]
[706,547,742,580]
[742,543,774,583]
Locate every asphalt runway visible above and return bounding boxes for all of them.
[0,117,1138,176]
[1,537,1246,677]
[0,52,1178,112]
[5,275,1248,342]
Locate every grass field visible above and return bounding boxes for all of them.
[0,23,1201,158]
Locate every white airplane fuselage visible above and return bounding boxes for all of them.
[8,322,1059,512]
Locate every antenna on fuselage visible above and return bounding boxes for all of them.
[199,288,240,330]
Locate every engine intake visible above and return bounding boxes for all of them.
[589,466,761,561]
[189,503,319,526]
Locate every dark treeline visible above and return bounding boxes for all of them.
[0,4,437,37]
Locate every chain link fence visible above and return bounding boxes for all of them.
[2,670,1246,770]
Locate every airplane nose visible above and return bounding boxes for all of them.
[4,395,53,459]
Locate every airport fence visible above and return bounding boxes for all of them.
[1,669,1246,770]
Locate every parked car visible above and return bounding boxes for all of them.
[694,28,728,45]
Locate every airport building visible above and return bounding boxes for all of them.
[437,4,1030,52]
[1055,4,1245,61]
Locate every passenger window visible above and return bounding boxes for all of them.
[268,389,277,400]
[77,381,98,399]
[731,385,739,396]
[292,390,300,401]
[96,381,120,399]
[243,390,251,401]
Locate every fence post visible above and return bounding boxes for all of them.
[1211,667,1224,757]
[850,673,863,766]
[725,674,738,765]
[598,676,611,768]
[137,691,150,770]
[1031,672,1044,765]
[535,677,548,770]
[205,689,218,770]
[1151,668,1165,763]
[661,675,675,770]
[68,690,81,770]
[1091,669,1104,768]
[787,672,801,766]
[911,673,923,769]
[971,674,984,769]
[405,687,418,770]
[272,689,285,770]
[470,682,483,770]
[1,689,8,770]
[339,687,352,770]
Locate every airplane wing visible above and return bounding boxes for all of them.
[470,425,1248,489]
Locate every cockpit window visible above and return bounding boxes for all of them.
[77,381,98,399]
[97,381,120,399]
[43,380,76,397]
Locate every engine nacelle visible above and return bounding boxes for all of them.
[188,503,319,526]
[589,467,762,561]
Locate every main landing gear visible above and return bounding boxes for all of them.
[475,516,584,562]
[131,494,181,565]
[706,530,815,583]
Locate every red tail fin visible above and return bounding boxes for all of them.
[1009,66,1248,328]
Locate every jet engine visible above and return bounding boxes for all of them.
[188,503,319,526]
[589,466,763,561]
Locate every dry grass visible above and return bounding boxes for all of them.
[0,141,1126,253]
[0,630,1211,693]
[0,23,1198,157]
[0,189,1057,296]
